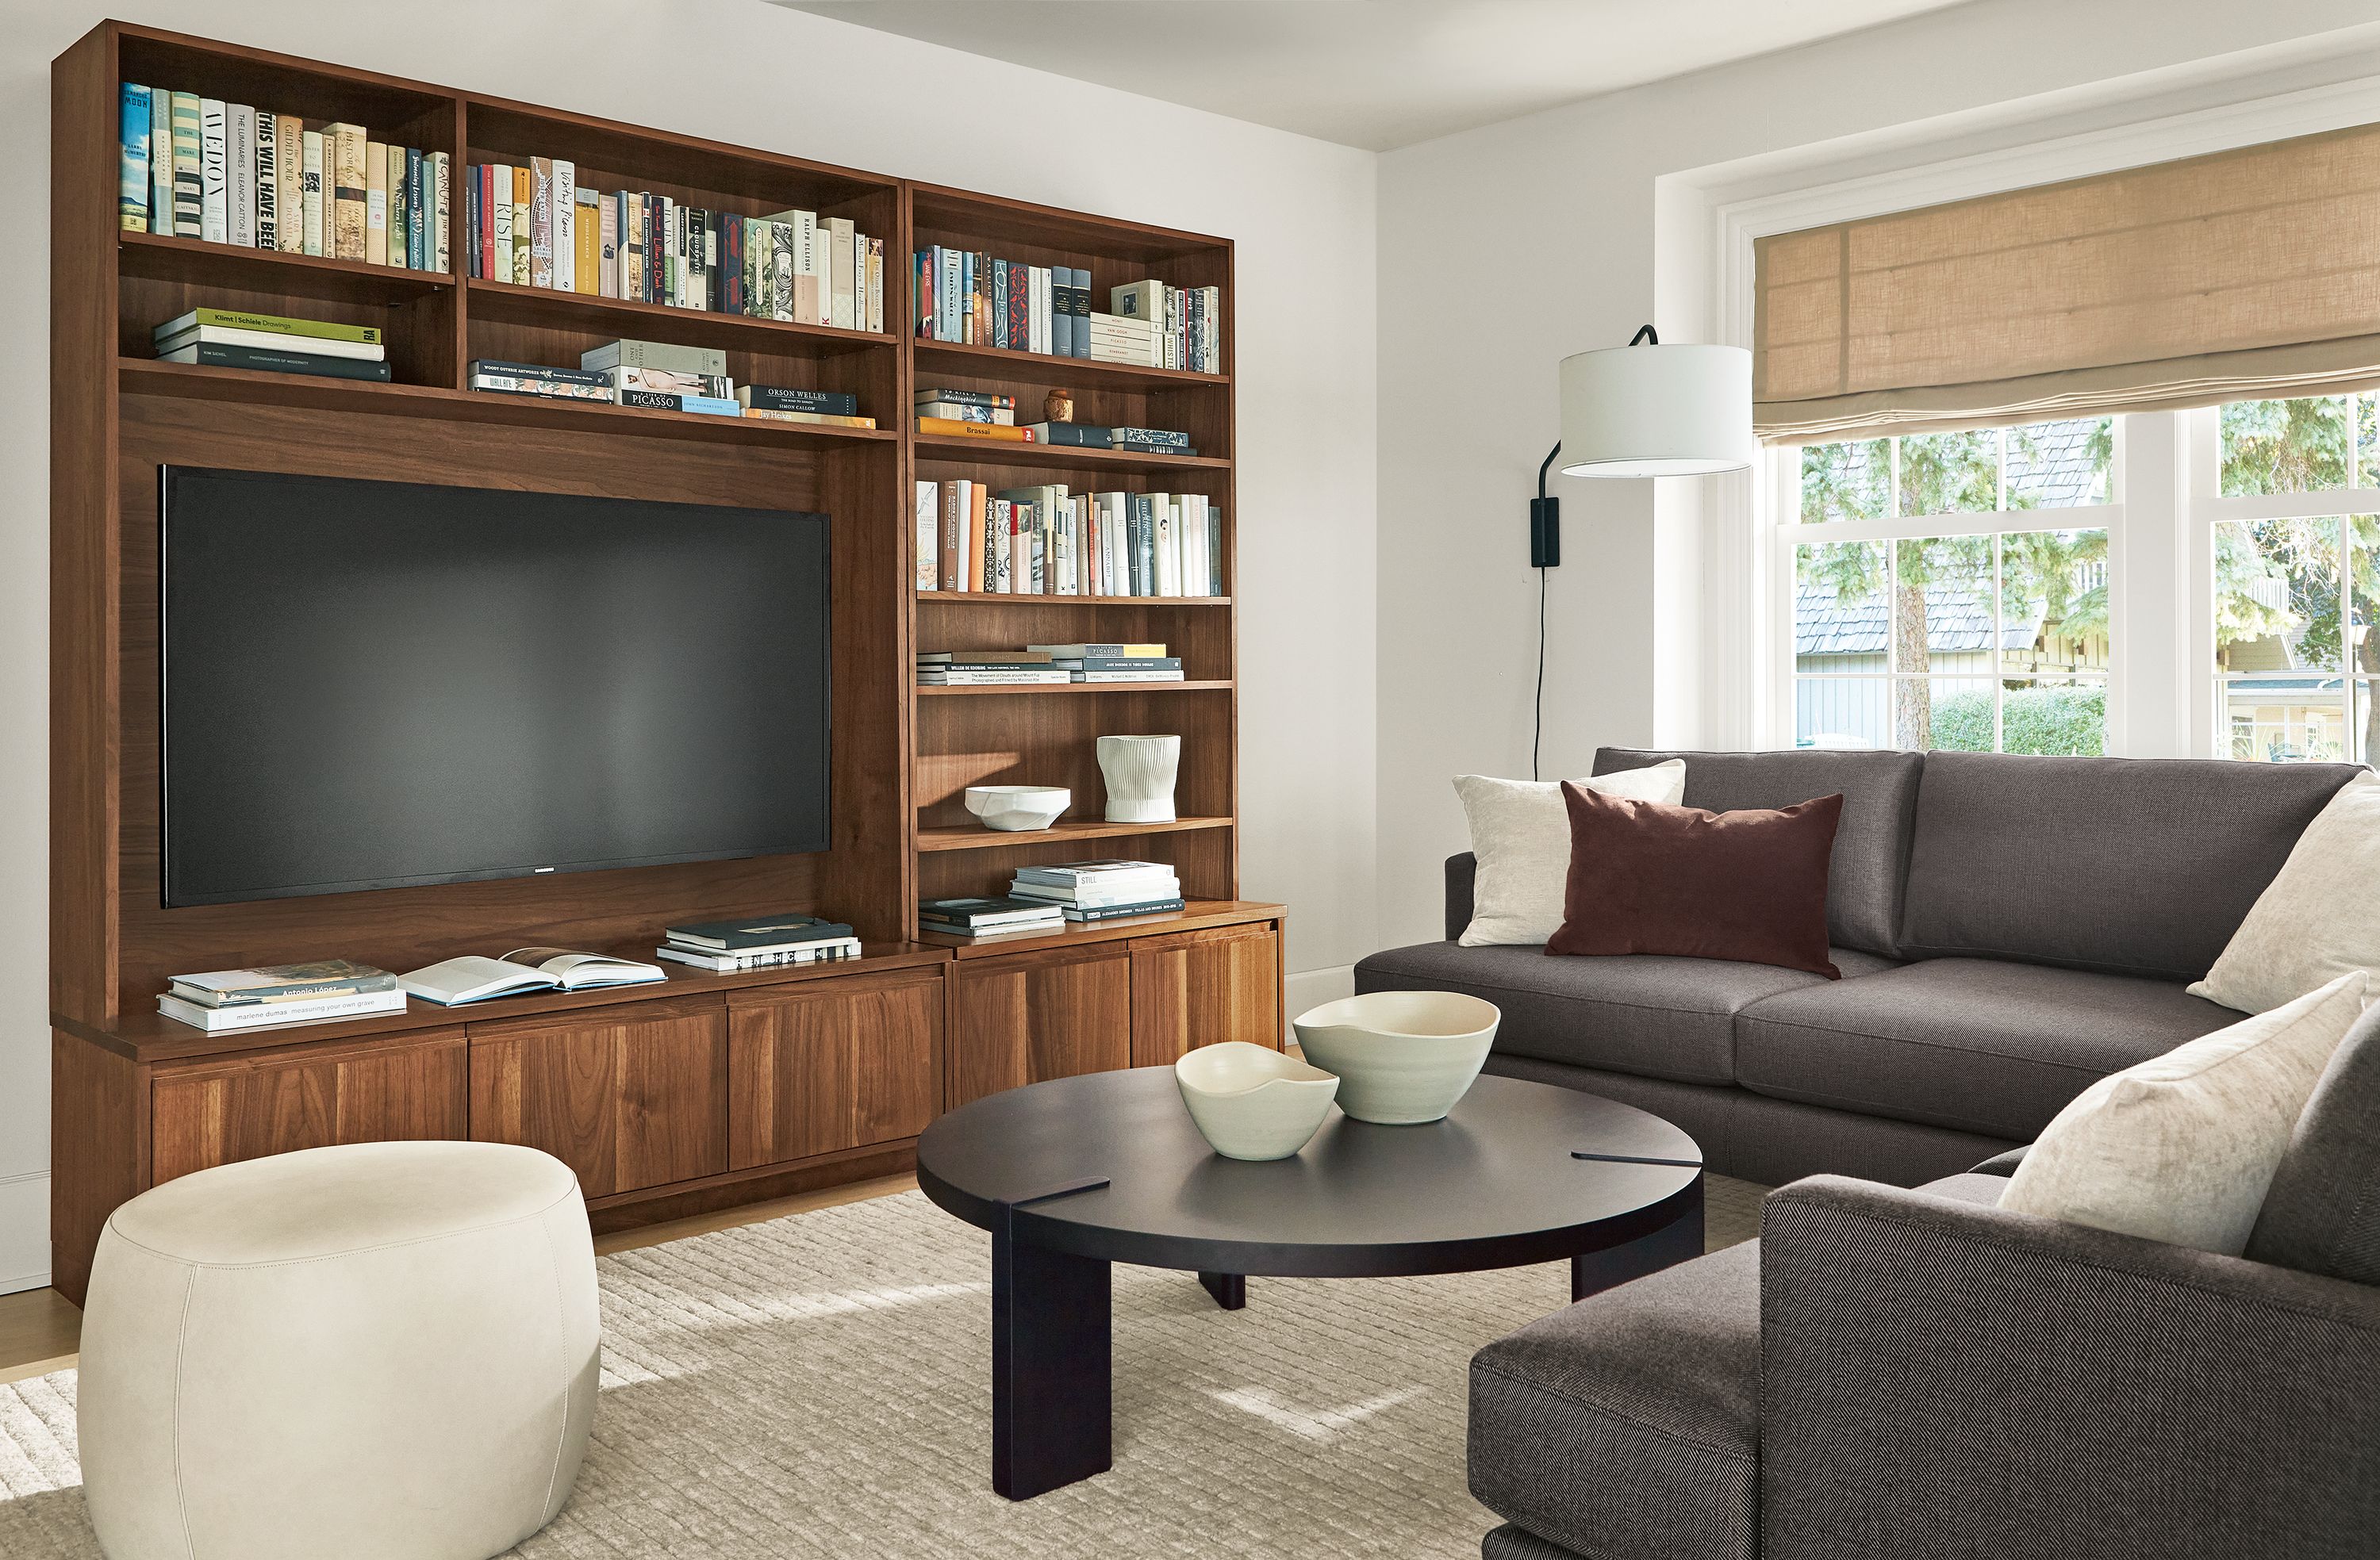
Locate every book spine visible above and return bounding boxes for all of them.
[528,157,553,288]
[170,92,202,237]
[198,98,227,243]
[940,477,962,592]
[365,140,388,265]
[150,89,174,235]
[326,123,365,259]
[797,211,821,323]
[1065,899,1188,922]
[512,165,531,284]
[742,386,858,415]
[869,235,884,332]
[164,342,394,381]
[1072,266,1092,358]
[299,131,324,255]
[940,247,962,342]
[550,159,574,292]
[1052,263,1073,358]
[389,144,409,270]
[432,151,450,274]
[915,482,939,591]
[720,213,742,314]
[271,116,301,251]
[409,147,428,270]
[225,105,255,247]
[252,110,277,251]
[118,83,150,232]
[157,308,382,343]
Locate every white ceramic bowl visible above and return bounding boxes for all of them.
[964,785,1071,832]
[1174,1042,1341,1161]
[1291,991,1501,1125]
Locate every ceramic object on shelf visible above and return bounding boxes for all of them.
[1291,991,1501,1125]
[964,785,1072,832]
[1174,1042,1341,1161]
[1098,734,1180,822]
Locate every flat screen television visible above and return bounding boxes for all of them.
[160,466,831,906]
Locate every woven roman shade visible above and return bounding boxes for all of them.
[1753,121,2380,443]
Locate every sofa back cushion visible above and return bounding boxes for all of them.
[1593,747,1922,956]
[2247,998,2380,1283]
[1898,752,2363,981]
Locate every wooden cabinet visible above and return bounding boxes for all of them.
[947,942,1134,1109]
[467,995,727,1199]
[150,1029,468,1186]
[1129,922,1284,1067]
[728,968,942,1170]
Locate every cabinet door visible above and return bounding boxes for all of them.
[150,1029,469,1186]
[727,968,942,1171]
[1130,922,1284,1067]
[947,943,1132,1109]
[468,995,727,1198]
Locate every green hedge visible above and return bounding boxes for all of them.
[1931,685,2105,757]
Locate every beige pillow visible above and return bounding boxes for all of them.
[2191,772,2380,1014]
[2000,971,2368,1255]
[1453,760,1686,946]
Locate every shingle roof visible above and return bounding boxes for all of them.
[1796,582,2042,656]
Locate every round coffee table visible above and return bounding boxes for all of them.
[916,1067,1704,1499]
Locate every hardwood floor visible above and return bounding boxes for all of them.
[0,1288,83,1383]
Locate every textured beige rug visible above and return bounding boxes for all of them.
[0,1178,1764,1558]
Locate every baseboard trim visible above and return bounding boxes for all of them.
[0,1172,50,1296]
[1284,964,1354,1031]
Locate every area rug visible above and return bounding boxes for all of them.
[0,1177,1764,1559]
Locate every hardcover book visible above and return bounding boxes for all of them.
[170,91,202,237]
[253,110,277,250]
[158,343,394,381]
[118,82,149,231]
[665,914,857,952]
[226,104,255,247]
[169,960,397,1008]
[198,98,227,243]
[299,129,324,255]
[401,949,665,1006]
[149,89,173,234]
[365,139,388,265]
[274,114,302,251]
[327,121,367,259]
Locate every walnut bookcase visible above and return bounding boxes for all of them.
[49,21,1277,1304]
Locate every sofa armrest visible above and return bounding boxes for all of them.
[1759,1175,2380,1560]
[1445,853,1476,941]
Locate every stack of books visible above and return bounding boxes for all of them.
[155,306,392,382]
[916,482,1221,597]
[159,960,405,1033]
[918,896,1066,940]
[916,650,1071,687]
[1009,860,1186,922]
[465,165,885,331]
[1019,422,1196,456]
[585,339,739,417]
[1111,280,1222,374]
[655,913,861,972]
[916,387,1031,443]
[117,83,448,268]
[912,250,1091,357]
[1043,643,1184,684]
[739,385,873,428]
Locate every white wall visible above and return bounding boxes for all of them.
[1373,0,2380,950]
[0,0,1378,1290]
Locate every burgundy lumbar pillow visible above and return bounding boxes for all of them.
[1546,782,1845,978]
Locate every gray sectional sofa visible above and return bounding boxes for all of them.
[1355,747,2363,1187]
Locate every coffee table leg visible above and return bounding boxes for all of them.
[992,1212,1112,1499]
[1197,1271,1246,1310]
[1570,1179,1706,1303]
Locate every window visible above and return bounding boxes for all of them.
[2208,395,2380,763]
[1784,420,2113,754]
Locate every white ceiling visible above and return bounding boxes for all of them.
[774,0,1979,151]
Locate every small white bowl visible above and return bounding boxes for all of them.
[964,785,1071,832]
[1292,991,1500,1125]
[1174,1042,1341,1161]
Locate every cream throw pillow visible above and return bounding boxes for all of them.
[1453,760,1687,946]
[2000,971,2368,1255]
[2191,772,2380,1014]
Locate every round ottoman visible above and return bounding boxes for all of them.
[78,1140,600,1560]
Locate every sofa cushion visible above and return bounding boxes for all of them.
[1734,958,2240,1141]
[1354,941,1896,1087]
[2248,998,2380,1283]
[1594,747,1921,958]
[1898,751,2362,981]
[1469,1239,1759,1560]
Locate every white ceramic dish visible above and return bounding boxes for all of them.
[1174,1041,1341,1161]
[964,785,1071,832]
[1291,991,1501,1125]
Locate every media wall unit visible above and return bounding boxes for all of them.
[48,21,1280,1303]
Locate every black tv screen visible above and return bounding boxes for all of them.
[161,466,831,906]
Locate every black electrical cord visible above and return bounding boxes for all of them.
[1534,441,1562,780]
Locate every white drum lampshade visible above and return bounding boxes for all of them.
[1557,338,1754,477]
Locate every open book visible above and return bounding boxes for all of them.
[400,948,666,1006]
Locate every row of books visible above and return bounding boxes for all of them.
[916,480,1220,598]
[469,336,873,425]
[912,252,1220,374]
[118,83,448,269]
[917,644,1184,686]
[919,861,1187,940]
[152,306,392,383]
[159,911,862,1033]
[466,163,884,332]
[913,388,1196,455]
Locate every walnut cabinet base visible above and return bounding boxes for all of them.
[49,906,1284,1305]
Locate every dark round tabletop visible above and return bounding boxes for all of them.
[916,1067,1702,1278]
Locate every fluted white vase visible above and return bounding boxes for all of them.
[1098,734,1180,822]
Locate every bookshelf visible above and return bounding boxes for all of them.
[51,21,1276,1304]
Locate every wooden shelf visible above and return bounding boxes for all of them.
[916,815,1233,853]
[916,680,1231,696]
[919,592,1230,607]
[120,229,455,305]
[467,276,895,358]
[913,434,1228,473]
[119,358,897,450]
[912,338,1226,389]
[921,900,1282,958]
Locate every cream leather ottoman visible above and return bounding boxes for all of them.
[79,1140,600,1560]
